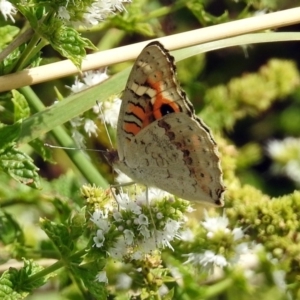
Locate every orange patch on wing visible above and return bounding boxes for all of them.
[147,71,181,120]
[123,122,141,136]
[127,103,145,121]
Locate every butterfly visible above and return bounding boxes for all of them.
[105,41,225,206]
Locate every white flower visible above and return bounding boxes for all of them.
[84,119,98,137]
[90,210,110,232]
[108,236,128,259]
[128,202,142,215]
[135,187,170,204]
[266,138,300,159]
[156,212,163,220]
[79,0,130,26]
[114,170,132,184]
[136,214,148,226]
[82,69,108,86]
[111,0,130,12]
[99,97,121,128]
[232,227,244,240]
[58,6,70,20]
[67,77,88,93]
[68,70,108,94]
[116,273,132,290]
[93,229,106,248]
[139,224,151,239]
[164,219,181,239]
[267,137,300,183]
[0,0,17,22]
[113,211,123,221]
[70,116,83,128]
[286,160,300,183]
[154,219,182,251]
[137,236,157,255]
[272,270,287,292]
[180,229,194,242]
[123,229,134,245]
[184,250,228,271]
[95,271,108,283]
[115,192,142,214]
[202,210,230,237]
[71,129,86,148]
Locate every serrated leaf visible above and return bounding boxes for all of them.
[0,123,22,150]
[0,146,40,189]
[0,210,24,245]
[186,1,229,26]
[71,264,107,299]
[11,90,30,122]
[41,218,74,257]
[0,258,46,299]
[39,19,97,69]
[111,15,154,36]
[14,3,39,28]
[0,25,20,49]
[0,46,22,75]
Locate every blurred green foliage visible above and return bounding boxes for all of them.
[0,0,300,299]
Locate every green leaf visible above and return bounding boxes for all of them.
[0,210,24,245]
[41,218,75,257]
[71,263,107,299]
[0,258,45,299]
[39,19,97,69]
[162,288,174,300]
[14,3,39,28]
[0,46,23,76]
[111,15,154,36]
[0,25,20,49]
[0,146,40,189]
[29,138,55,163]
[11,90,30,122]
[186,1,229,26]
[0,122,22,150]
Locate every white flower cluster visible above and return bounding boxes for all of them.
[182,210,289,296]
[66,70,110,146]
[90,188,191,260]
[184,210,246,272]
[96,97,121,129]
[58,0,131,27]
[267,137,300,184]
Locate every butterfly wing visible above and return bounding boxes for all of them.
[117,42,197,159]
[114,113,225,206]
[113,41,224,206]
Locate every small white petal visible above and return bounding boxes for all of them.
[95,271,108,283]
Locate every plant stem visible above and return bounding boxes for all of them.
[19,86,108,188]
[24,248,87,285]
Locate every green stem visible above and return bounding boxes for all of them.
[24,248,87,285]
[19,86,108,188]
[12,31,42,72]
[25,259,64,284]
